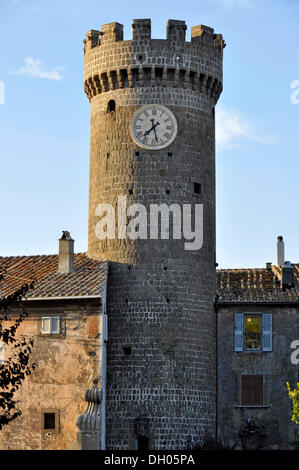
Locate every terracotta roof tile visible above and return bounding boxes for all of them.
[0,253,107,299]
[216,265,299,303]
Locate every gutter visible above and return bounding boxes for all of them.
[101,263,109,450]
[217,301,299,307]
[26,295,101,301]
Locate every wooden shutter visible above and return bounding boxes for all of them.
[103,314,108,343]
[42,317,51,334]
[0,341,5,364]
[234,314,244,351]
[262,314,272,351]
[51,317,60,334]
[242,375,263,405]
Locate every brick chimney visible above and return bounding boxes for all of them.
[58,231,74,273]
[277,236,285,266]
[281,261,295,290]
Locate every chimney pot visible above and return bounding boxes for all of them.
[58,231,74,273]
[281,261,294,290]
[276,235,285,266]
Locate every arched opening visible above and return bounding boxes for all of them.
[107,99,116,113]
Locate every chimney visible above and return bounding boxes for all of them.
[281,261,294,290]
[58,231,74,273]
[276,236,285,266]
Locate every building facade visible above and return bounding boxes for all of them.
[217,260,299,450]
[0,19,298,451]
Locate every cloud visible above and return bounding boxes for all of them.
[212,0,254,9]
[3,0,41,10]
[12,58,65,81]
[216,106,275,150]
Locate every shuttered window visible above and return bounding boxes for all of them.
[234,314,272,352]
[41,317,60,334]
[242,375,263,406]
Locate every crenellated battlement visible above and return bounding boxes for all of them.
[83,19,224,106]
[83,18,225,50]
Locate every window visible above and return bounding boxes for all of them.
[244,314,261,350]
[234,313,272,352]
[107,99,115,113]
[242,375,263,406]
[44,413,55,430]
[0,341,5,364]
[193,182,201,194]
[41,409,60,433]
[41,317,60,334]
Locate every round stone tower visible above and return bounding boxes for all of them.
[83,19,224,450]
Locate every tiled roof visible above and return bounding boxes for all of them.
[0,253,107,299]
[216,265,299,303]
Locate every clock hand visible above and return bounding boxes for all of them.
[143,120,160,137]
[153,123,158,142]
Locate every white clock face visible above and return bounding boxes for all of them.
[130,104,178,150]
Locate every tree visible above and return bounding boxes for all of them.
[287,382,299,424]
[0,267,36,430]
[286,382,299,450]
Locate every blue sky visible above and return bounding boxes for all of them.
[0,0,298,268]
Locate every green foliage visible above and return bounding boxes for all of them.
[287,382,299,424]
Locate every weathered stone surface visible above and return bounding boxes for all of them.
[0,300,102,450]
[85,19,224,450]
[217,305,299,450]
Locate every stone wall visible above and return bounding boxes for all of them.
[0,299,102,450]
[217,304,299,450]
[85,19,224,450]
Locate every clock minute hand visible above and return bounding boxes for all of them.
[143,120,160,138]
[153,122,159,142]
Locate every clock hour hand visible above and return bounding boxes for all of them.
[143,119,160,138]
[152,123,158,142]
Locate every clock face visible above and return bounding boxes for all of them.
[130,104,178,150]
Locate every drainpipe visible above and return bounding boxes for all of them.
[101,262,109,450]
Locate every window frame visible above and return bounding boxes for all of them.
[241,374,264,406]
[41,316,61,335]
[234,313,272,352]
[41,409,60,434]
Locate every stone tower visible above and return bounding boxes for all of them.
[83,19,224,450]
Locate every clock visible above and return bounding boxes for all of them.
[130,104,178,150]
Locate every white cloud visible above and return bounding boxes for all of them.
[216,106,275,150]
[212,0,254,9]
[12,57,65,81]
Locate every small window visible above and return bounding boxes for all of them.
[44,413,55,430]
[41,317,60,335]
[234,313,272,352]
[107,99,115,113]
[123,346,131,356]
[242,375,263,406]
[193,182,201,194]
[0,341,5,364]
[41,409,60,433]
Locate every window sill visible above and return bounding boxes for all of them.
[37,333,65,339]
[235,350,271,354]
[234,405,271,409]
